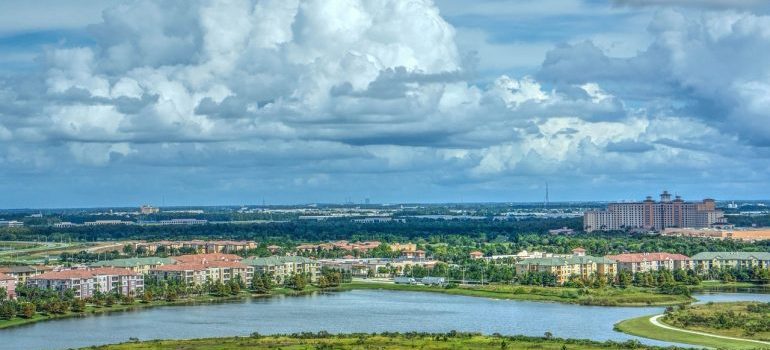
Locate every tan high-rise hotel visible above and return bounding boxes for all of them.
[584,191,725,232]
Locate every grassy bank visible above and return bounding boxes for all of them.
[689,281,769,291]
[85,332,682,350]
[337,281,693,306]
[664,302,770,341]
[615,315,765,349]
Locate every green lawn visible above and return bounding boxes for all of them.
[85,333,680,350]
[664,302,770,341]
[615,315,765,349]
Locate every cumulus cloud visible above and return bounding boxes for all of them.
[1,0,769,206]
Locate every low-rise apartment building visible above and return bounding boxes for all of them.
[149,254,253,285]
[27,268,143,299]
[133,240,257,254]
[172,253,243,264]
[605,253,690,273]
[690,252,770,271]
[0,265,53,283]
[515,255,617,284]
[318,257,438,278]
[149,264,209,285]
[0,273,16,299]
[90,257,177,274]
[242,256,318,284]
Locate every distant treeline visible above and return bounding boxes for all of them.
[0,217,582,242]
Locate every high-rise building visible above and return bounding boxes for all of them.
[584,191,725,232]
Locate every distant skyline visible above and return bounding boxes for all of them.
[1,0,770,208]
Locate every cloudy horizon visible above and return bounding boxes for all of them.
[1,0,769,208]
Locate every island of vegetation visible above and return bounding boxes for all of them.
[82,331,685,350]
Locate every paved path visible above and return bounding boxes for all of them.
[650,314,770,347]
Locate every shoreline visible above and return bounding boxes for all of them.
[1,280,764,331]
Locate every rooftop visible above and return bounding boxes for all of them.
[90,257,177,268]
[516,255,616,266]
[691,251,770,260]
[606,252,689,262]
[242,256,315,266]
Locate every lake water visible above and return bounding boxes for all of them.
[2,290,769,350]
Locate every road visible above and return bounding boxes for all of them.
[649,314,770,347]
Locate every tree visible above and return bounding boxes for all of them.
[71,299,86,313]
[0,287,6,302]
[19,302,35,318]
[287,273,307,291]
[0,302,15,320]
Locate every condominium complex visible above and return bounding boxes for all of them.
[606,253,690,273]
[242,256,319,284]
[690,252,770,271]
[515,255,617,284]
[28,268,143,299]
[0,265,53,283]
[90,257,177,274]
[584,191,725,232]
[132,240,257,254]
[149,253,253,285]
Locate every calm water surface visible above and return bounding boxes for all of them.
[2,290,769,350]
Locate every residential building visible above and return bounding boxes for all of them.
[389,243,417,252]
[469,251,484,259]
[139,205,160,214]
[0,220,23,228]
[400,250,426,260]
[133,240,256,254]
[605,253,690,273]
[149,264,209,285]
[89,257,177,274]
[515,256,617,284]
[84,220,133,226]
[295,240,382,253]
[0,265,53,283]
[172,253,242,264]
[584,191,725,232]
[27,268,143,299]
[662,227,770,242]
[690,252,770,271]
[0,273,16,299]
[242,256,318,284]
[318,257,438,278]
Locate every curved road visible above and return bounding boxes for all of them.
[650,314,770,347]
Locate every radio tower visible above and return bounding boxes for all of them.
[544,182,549,210]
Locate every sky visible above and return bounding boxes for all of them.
[1,0,770,208]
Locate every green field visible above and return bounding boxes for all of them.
[615,315,766,349]
[338,281,693,306]
[84,333,681,350]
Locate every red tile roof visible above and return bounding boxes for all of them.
[151,263,208,272]
[0,273,15,281]
[606,253,689,263]
[173,253,243,264]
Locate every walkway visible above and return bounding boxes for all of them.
[649,314,770,347]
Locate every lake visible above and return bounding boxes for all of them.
[2,290,770,350]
